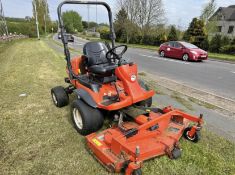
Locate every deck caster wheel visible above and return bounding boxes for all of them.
[171,148,181,159]
[183,127,201,143]
[71,99,104,136]
[51,86,69,108]
[132,169,142,175]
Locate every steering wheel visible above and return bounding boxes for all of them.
[106,45,128,62]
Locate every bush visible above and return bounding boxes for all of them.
[100,30,110,40]
[7,21,36,37]
[209,34,221,52]
[219,45,235,54]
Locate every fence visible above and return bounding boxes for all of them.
[0,34,28,42]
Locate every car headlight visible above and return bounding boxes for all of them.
[190,51,198,55]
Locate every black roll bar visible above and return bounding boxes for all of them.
[57,0,116,79]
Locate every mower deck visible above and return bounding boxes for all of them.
[86,107,203,174]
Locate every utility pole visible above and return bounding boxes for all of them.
[33,0,40,40]
[44,1,47,34]
[0,0,8,36]
[87,4,90,29]
[95,0,97,31]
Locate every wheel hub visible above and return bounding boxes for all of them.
[73,108,83,129]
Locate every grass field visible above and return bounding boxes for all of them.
[0,39,235,175]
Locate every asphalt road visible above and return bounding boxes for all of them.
[53,34,235,100]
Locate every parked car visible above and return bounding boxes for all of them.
[57,33,74,42]
[159,41,208,61]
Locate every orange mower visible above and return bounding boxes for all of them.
[51,1,204,174]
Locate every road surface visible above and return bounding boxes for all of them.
[53,34,235,101]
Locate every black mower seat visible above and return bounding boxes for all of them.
[83,42,117,74]
[89,63,117,74]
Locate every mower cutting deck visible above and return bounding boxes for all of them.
[87,106,203,175]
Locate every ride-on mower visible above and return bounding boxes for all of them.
[51,1,204,174]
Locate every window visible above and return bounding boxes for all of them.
[169,41,174,47]
[174,42,182,48]
[228,26,234,34]
[218,26,222,32]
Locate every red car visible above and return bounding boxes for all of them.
[159,41,208,61]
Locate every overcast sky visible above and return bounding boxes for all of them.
[2,0,235,29]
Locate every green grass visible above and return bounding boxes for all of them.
[208,52,235,62]
[171,92,194,111]
[188,97,217,110]
[0,39,235,175]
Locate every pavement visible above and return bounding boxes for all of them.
[53,34,235,101]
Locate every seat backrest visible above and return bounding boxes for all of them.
[83,42,109,67]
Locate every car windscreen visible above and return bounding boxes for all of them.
[180,42,198,49]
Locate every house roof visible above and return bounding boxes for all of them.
[212,5,235,21]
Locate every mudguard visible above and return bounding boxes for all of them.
[74,89,97,108]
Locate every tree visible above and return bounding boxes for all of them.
[200,0,217,23]
[62,11,83,33]
[183,18,208,50]
[116,0,165,40]
[200,0,217,38]
[32,0,51,33]
[114,7,128,42]
[168,26,178,41]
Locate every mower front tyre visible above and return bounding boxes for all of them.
[183,127,201,143]
[51,86,69,108]
[132,169,142,175]
[71,99,104,136]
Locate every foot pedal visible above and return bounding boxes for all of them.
[64,77,70,83]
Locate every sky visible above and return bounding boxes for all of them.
[2,0,235,29]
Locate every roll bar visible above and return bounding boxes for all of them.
[57,0,116,79]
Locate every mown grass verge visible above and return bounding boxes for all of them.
[0,39,235,175]
[208,52,235,62]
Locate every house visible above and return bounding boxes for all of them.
[210,5,235,37]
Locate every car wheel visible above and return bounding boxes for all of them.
[71,99,104,136]
[182,54,189,61]
[51,86,69,108]
[160,50,165,57]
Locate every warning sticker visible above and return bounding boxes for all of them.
[92,138,102,146]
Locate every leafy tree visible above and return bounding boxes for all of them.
[200,0,217,23]
[32,0,51,33]
[62,11,83,33]
[168,26,178,41]
[114,7,128,42]
[183,18,208,50]
[82,21,88,29]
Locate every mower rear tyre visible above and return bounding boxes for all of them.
[136,79,152,107]
[71,99,104,136]
[51,86,69,108]
[183,127,201,143]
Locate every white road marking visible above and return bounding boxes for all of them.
[139,54,190,65]
[231,71,235,74]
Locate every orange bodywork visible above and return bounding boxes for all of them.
[68,56,154,111]
[86,108,203,174]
